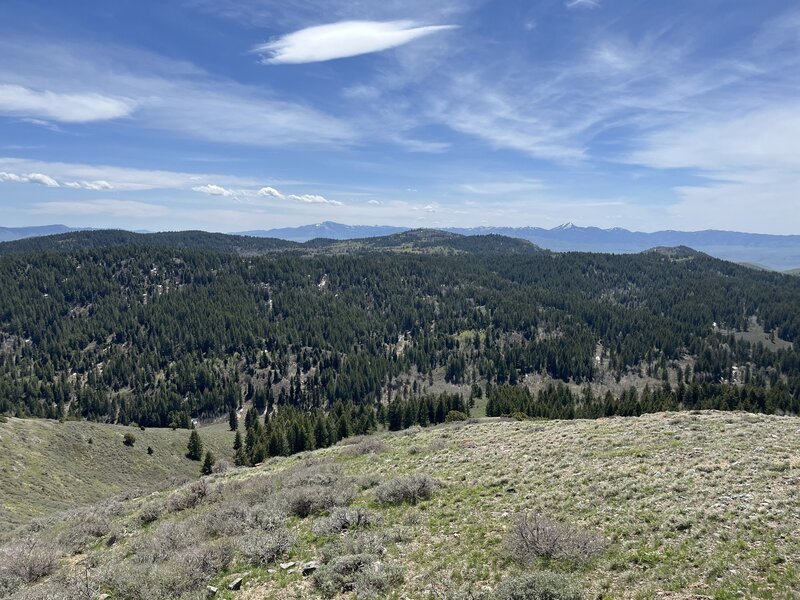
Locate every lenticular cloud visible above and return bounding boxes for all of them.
[254,20,457,64]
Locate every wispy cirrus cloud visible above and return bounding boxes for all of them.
[254,20,458,64]
[0,84,135,123]
[0,39,355,147]
[566,0,600,9]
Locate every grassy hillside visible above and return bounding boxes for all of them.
[2,411,798,599]
[0,417,235,533]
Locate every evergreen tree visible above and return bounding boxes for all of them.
[201,451,214,475]
[186,429,203,460]
[229,408,238,431]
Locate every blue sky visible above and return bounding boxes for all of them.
[1,0,798,233]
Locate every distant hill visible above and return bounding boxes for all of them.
[314,229,542,254]
[0,229,299,256]
[5,222,800,269]
[0,224,87,242]
[243,222,800,270]
[0,228,541,256]
[786,268,800,276]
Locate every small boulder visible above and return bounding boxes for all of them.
[279,561,296,570]
[206,586,218,597]
[228,577,243,591]
[301,560,321,576]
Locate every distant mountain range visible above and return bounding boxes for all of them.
[3,222,799,271]
[0,225,88,242]
[237,222,800,271]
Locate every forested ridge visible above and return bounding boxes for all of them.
[1,230,799,463]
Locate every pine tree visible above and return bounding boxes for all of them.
[233,429,242,450]
[229,408,238,431]
[186,429,203,460]
[234,444,248,467]
[201,451,214,475]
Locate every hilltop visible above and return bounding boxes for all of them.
[1,411,798,599]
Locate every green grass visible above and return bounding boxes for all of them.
[0,417,235,534]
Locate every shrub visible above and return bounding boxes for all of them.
[374,474,438,506]
[138,501,163,525]
[212,458,231,474]
[493,571,583,600]
[237,528,295,566]
[354,473,381,490]
[123,433,136,447]
[174,539,234,581]
[132,520,199,564]
[320,532,386,562]
[202,501,284,537]
[0,537,58,584]
[352,562,405,599]
[57,514,111,553]
[445,410,468,423]
[166,479,215,513]
[313,507,380,536]
[284,461,343,488]
[506,512,605,565]
[348,437,388,456]
[314,534,400,599]
[280,464,355,517]
[285,485,348,518]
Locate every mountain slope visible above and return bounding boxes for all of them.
[3,412,798,598]
[0,417,235,532]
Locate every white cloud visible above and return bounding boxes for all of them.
[257,186,285,199]
[0,157,266,192]
[64,180,114,191]
[0,171,59,187]
[629,105,800,234]
[566,0,600,9]
[254,20,457,64]
[0,84,135,123]
[0,39,355,147]
[287,194,342,205]
[367,199,381,205]
[32,199,169,218]
[460,180,544,195]
[192,184,236,197]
